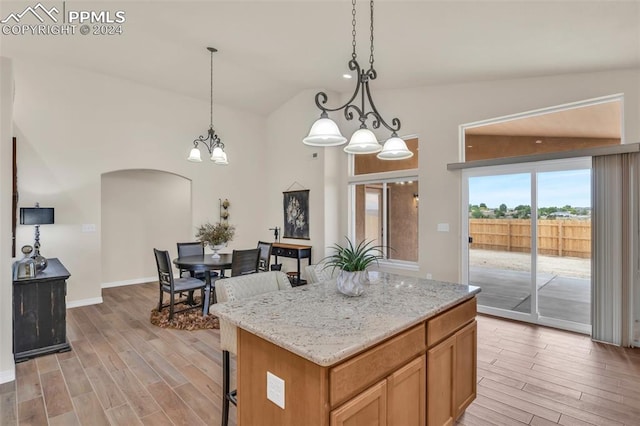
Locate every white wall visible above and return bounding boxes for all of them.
[265,69,640,285]
[11,58,268,306]
[0,57,16,382]
[265,89,348,274]
[101,169,192,286]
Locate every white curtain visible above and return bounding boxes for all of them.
[591,152,640,347]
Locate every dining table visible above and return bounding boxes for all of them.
[173,253,232,314]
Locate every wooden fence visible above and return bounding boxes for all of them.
[469,219,591,258]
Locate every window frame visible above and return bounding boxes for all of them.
[348,147,419,271]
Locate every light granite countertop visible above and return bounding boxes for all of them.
[210,271,480,367]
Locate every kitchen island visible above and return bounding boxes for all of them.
[211,271,480,426]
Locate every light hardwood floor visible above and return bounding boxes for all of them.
[1,282,639,426]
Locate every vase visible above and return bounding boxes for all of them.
[209,243,226,259]
[336,270,369,297]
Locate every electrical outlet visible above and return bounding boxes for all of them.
[437,223,449,232]
[426,273,433,280]
[266,371,285,409]
[82,224,96,233]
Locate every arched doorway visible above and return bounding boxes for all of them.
[101,169,192,287]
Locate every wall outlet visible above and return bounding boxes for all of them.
[82,224,96,233]
[437,223,450,232]
[267,371,285,409]
[426,273,433,280]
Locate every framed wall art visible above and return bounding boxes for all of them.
[283,189,309,239]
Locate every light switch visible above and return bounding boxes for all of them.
[437,223,449,232]
[267,371,285,409]
[82,224,96,233]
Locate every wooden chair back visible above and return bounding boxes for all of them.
[256,241,272,272]
[231,248,260,276]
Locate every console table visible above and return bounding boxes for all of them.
[271,243,312,286]
[13,258,71,362]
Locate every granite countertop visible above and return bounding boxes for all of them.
[210,271,480,367]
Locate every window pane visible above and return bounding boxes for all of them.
[388,181,419,261]
[354,181,418,262]
[354,138,418,175]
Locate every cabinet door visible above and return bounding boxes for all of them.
[331,380,387,426]
[427,335,455,426]
[387,354,425,426]
[455,321,477,418]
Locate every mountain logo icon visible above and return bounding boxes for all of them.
[1,3,60,24]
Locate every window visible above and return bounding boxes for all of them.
[349,138,419,265]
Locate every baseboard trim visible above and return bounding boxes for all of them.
[102,276,156,289]
[67,297,103,309]
[0,367,16,384]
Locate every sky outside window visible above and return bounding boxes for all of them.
[469,170,591,209]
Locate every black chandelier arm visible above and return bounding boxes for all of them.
[193,129,224,154]
[363,79,401,133]
[345,103,364,124]
[313,59,363,114]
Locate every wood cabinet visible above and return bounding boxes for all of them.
[331,380,388,426]
[13,258,71,362]
[236,296,476,426]
[330,354,426,426]
[427,320,477,426]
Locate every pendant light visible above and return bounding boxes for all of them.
[303,0,413,160]
[188,47,228,165]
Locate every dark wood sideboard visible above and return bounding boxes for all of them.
[271,242,312,286]
[13,258,71,362]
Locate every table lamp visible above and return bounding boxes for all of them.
[20,203,55,272]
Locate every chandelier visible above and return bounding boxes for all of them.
[188,47,228,165]
[303,0,413,160]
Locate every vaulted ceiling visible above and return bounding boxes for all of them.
[1,0,639,118]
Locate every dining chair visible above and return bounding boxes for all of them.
[230,248,260,276]
[256,241,273,272]
[305,262,340,284]
[176,242,219,281]
[215,271,292,426]
[153,248,208,320]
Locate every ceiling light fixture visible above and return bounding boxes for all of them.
[303,0,413,160]
[188,47,228,165]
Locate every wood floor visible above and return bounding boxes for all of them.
[1,282,639,426]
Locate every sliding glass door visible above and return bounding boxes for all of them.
[463,159,592,334]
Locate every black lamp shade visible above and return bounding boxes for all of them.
[20,207,55,225]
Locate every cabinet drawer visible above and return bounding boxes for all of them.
[285,249,297,257]
[272,247,285,256]
[427,297,476,347]
[330,323,425,408]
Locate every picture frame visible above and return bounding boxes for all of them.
[283,189,309,239]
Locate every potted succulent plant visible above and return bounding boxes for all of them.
[195,222,235,258]
[323,237,384,296]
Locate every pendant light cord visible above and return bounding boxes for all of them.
[350,0,376,69]
[351,0,357,60]
[210,49,214,129]
[369,0,374,68]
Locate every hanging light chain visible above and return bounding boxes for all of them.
[369,0,374,67]
[351,0,357,60]
[210,49,214,128]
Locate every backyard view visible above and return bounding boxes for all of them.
[468,169,591,328]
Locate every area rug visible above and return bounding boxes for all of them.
[150,304,219,330]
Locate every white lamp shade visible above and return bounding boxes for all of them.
[377,136,414,160]
[303,117,347,146]
[344,128,382,154]
[187,147,202,162]
[214,151,228,165]
[211,146,225,162]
